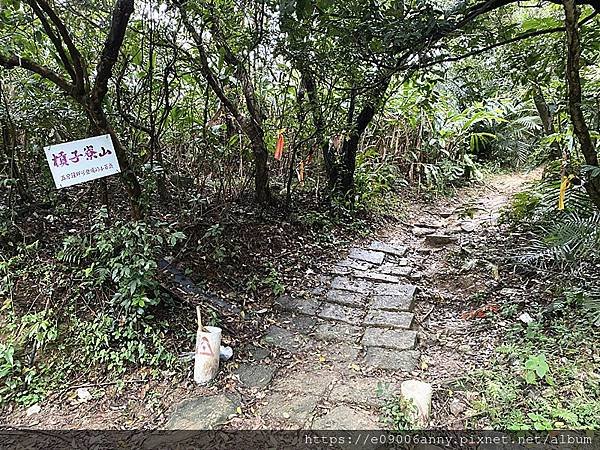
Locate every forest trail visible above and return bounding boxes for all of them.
[165,170,542,430]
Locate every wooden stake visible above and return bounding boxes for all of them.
[196,305,203,331]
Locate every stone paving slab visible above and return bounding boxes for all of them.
[311,405,382,430]
[326,289,367,308]
[337,258,373,271]
[262,325,309,353]
[331,265,351,275]
[331,276,373,294]
[371,294,413,312]
[362,348,420,371]
[329,378,398,407]
[165,393,241,430]
[348,248,385,265]
[243,345,271,362]
[352,271,400,284]
[372,283,417,297]
[363,310,414,330]
[318,302,366,326]
[313,321,364,343]
[271,369,338,396]
[378,265,413,277]
[235,364,275,389]
[258,392,319,425]
[361,328,417,350]
[278,313,317,333]
[316,342,361,362]
[275,295,321,316]
[368,241,408,257]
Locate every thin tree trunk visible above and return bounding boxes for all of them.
[86,107,143,219]
[563,0,600,207]
[532,86,561,159]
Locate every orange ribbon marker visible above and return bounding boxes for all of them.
[275,130,285,161]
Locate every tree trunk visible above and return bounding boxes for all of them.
[563,0,600,207]
[86,107,143,219]
[532,86,561,159]
[245,122,271,203]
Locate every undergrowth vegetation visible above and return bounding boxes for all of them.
[0,209,185,406]
[461,175,600,430]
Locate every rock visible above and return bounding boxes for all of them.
[244,345,270,362]
[76,388,92,403]
[318,302,366,326]
[262,325,308,353]
[275,295,321,316]
[258,392,319,425]
[518,312,534,324]
[165,393,241,430]
[460,221,477,232]
[311,405,381,430]
[458,344,471,353]
[326,289,366,308]
[361,328,417,350]
[235,363,275,388]
[424,234,459,247]
[331,265,351,275]
[439,209,454,218]
[348,248,385,265]
[400,380,432,427]
[271,369,337,396]
[313,321,364,343]
[26,404,41,416]
[368,241,408,257]
[409,271,423,281]
[363,310,414,330]
[414,221,445,229]
[362,348,420,371]
[412,227,436,236]
[331,276,372,294]
[329,378,397,406]
[449,398,466,416]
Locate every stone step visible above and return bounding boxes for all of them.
[371,294,415,312]
[361,328,417,350]
[363,310,414,329]
[352,271,400,284]
[331,276,373,294]
[368,241,408,257]
[362,347,420,372]
[325,289,367,308]
[317,302,366,326]
[312,321,364,343]
[348,248,385,265]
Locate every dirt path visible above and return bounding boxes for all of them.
[4,171,539,432]
[162,170,541,430]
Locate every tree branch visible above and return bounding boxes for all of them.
[171,0,245,125]
[418,11,597,68]
[0,53,75,96]
[27,0,77,83]
[89,0,134,110]
[33,0,87,94]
